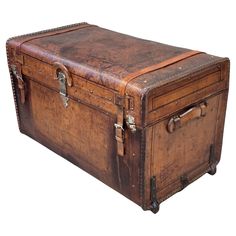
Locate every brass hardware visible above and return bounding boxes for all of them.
[114,123,124,131]
[53,62,72,108]
[56,71,69,108]
[53,62,72,86]
[126,115,136,133]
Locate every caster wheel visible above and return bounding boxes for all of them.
[151,200,160,214]
[208,166,217,175]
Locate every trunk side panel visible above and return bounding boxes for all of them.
[144,60,229,209]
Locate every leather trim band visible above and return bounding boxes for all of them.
[115,50,204,161]
[119,50,203,96]
[15,23,96,61]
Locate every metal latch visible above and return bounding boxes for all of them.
[11,64,26,104]
[126,115,136,133]
[56,71,69,108]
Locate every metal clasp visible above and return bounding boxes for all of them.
[53,62,72,108]
[56,71,69,108]
[126,115,136,133]
[114,123,124,131]
[11,64,26,104]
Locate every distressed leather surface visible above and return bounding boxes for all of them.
[6,23,230,212]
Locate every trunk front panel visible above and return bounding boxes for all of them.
[13,74,142,206]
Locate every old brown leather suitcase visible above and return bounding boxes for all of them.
[6,22,229,213]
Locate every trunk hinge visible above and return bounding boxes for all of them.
[208,144,217,175]
[150,176,160,213]
[11,64,26,104]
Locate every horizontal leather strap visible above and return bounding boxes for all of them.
[15,23,96,57]
[115,49,203,162]
[119,50,203,96]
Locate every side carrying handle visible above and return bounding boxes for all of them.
[167,101,207,133]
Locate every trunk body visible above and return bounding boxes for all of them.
[6,23,230,212]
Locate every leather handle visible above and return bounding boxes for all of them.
[53,62,72,86]
[167,102,207,133]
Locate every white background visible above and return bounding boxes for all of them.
[0,0,235,235]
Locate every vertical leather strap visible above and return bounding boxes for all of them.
[115,50,203,160]
[115,105,125,157]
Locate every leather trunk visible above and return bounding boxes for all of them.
[6,23,230,213]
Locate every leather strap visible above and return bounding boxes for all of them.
[119,50,203,96]
[115,50,203,157]
[15,23,96,62]
[12,23,96,105]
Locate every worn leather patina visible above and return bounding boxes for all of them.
[6,23,230,213]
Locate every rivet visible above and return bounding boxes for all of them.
[90,90,93,94]
[132,153,136,157]
[178,66,182,70]
[144,80,147,83]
